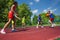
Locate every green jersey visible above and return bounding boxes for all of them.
[22,17,25,23]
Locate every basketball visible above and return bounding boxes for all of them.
[46,13,49,17]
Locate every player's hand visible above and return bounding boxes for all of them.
[18,18,20,20]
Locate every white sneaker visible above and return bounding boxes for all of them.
[0,30,6,34]
[51,24,54,27]
[41,26,44,28]
[53,23,56,26]
[36,26,38,28]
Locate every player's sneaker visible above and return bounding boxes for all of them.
[53,23,56,26]
[12,30,17,32]
[0,30,6,34]
[41,26,44,28]
[51,24,54,28]
[36,26,38,28]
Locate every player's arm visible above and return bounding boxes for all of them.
[14,14,20,20]
[11,5,15,12]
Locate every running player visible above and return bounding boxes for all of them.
[22,16,25,28]
[0,1,20,34]
[36,14,44,28]
[47,11,56,28]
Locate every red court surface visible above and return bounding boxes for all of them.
[0,26,60,40]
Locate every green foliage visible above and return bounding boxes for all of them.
[32,13,49,25]
[0,22,5,28]
[0,0,14,22]
[32,13,60,25]
[17,3,32,26]
[54,15,60,24]
[41,13,49,24]
[55,38,60,40]
[0,0,60,27]
[0,0,14,28]
[32,15,38,25]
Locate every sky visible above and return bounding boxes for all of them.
[15,0,60,15]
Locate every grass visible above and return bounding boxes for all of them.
[55,38,60,40]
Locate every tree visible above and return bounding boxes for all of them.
[0,0,14,22]
[32,15,38,25]
[17,3,32,26]
[40,13,49,24]
[0,0,14,27]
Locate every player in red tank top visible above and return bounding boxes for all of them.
[0,1,18,34]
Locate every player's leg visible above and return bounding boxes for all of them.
[49,20,52,24]
[11,18,17,32]
[36,21,39,28]
[40,21,44,28]
[50,18,54,27]
[0,19,12,34]
[52,18,56,27]
[22,23,25,28]
[49,18,52,27]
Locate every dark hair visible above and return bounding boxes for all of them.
[13,1,17,5]
[48,11,50,12]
